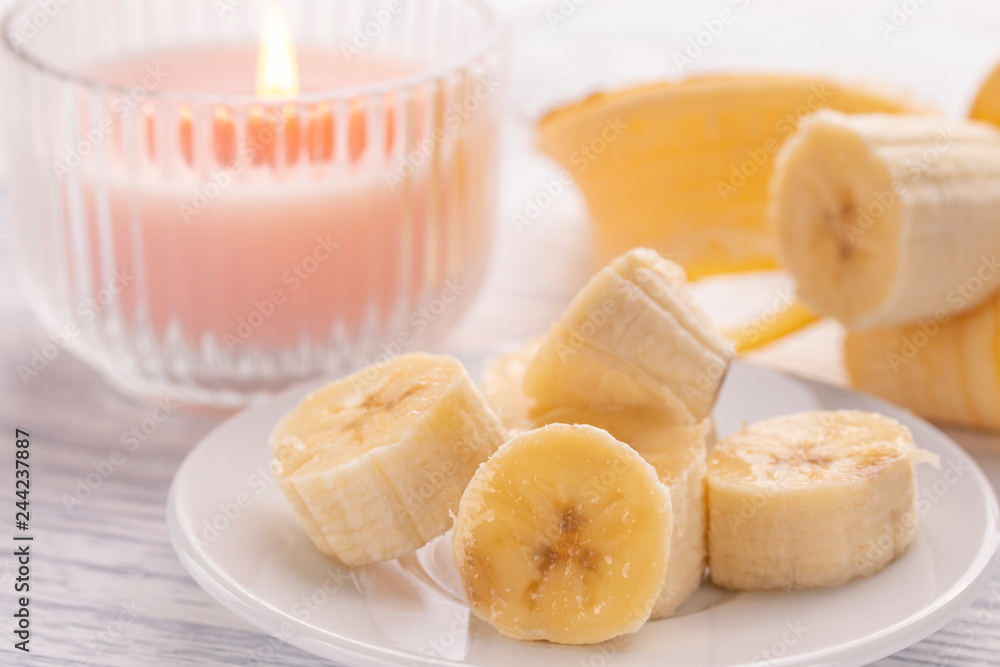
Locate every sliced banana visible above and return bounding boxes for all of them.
[480,338,542,434]
[707,410,939,591]
[537,408,710,620]
[482,337,712,619]
[524,248,734,422]
[770,110,1000,330]
[270,353,507,566]
[452,423,672,645]
[845,290,1000,432]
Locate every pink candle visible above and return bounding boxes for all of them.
[71,45,466,357]
[5,0,503,403]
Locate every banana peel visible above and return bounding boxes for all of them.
[536,74,912,351]
[536,74,913,279]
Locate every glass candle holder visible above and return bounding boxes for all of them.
[0,0,504,407]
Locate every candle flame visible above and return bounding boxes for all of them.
[257,1,299,99]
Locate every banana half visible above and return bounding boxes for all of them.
[524,247,734,422]
[771,110,1000,330]
[707,410,939,591]
[452,423,672,645]
[270,353,507,566]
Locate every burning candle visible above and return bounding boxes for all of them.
[2,0,504,405]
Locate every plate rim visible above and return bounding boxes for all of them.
[167,360,1000,667]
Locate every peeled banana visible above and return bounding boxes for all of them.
[845,290,1000,432]
[270,353,507,566]
[706,410,938,591]
[480,338,541,434]
[536,408,710,620]
[524,248,734,422]
[482,342,711,620]
[452,423,672,644]
[536,75,911,276]
[771,110,1000,330]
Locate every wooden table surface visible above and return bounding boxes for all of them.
[3,1,1000,665]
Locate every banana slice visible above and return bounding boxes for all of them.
[524,248,734,422]
[845,290,1000,432]
[536,75,912,277]
[770,110,1000,330]
[536,408,710,620]
[270,353,507,566]
[480,338,542,434]
[482,339,712,619]
[707,410,939,591]
[452,423,672,644]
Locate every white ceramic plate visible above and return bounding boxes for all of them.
[168,360,1000,667]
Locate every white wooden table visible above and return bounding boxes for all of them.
[3,1,1000,665]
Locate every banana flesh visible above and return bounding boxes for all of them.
[480,338,542,434]
[482,342,711,620]
[524,248,734,422]
[706,410,938,591]
[270,353,507,566]
[452,423,672,644]
[771,110,1000,330]
[537,408,711,621]
[845,290,1000,431]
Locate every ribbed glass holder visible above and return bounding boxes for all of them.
[0,0,504,407]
